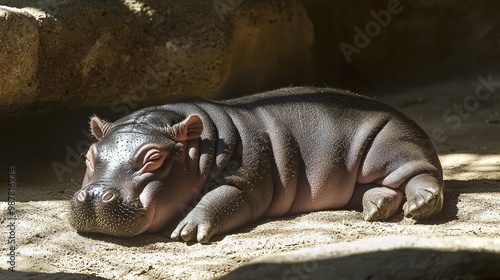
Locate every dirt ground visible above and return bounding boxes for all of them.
[1,76,499,279]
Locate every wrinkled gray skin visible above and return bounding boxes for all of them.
[70,87,444,243]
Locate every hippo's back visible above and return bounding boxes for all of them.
[220,87,394,114]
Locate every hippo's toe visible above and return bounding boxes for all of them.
[362,187,404,221]
[403,174,444,220]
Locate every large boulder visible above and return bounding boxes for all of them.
[0,0,313,116]
[3,1,500,116]
[0,7,39,111]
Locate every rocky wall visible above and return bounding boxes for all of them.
[0,0,313,116]
[1,0,500,116]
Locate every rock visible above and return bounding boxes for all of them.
[0,0,313,116]
[2,1,500,117]
[0,6,39,112]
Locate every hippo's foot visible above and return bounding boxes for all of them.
[170,184,253,243]
[361,186,404,221]
[171,207,219,243]
[402,173,444,220]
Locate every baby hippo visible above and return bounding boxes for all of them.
[70,87,444,243]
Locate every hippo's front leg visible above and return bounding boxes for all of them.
[170,185,253,243]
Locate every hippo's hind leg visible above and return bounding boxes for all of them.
[351,171,444,221]
[356,119,444,221]
[348,184,404,221]
[349,173,443,221]
[401,173,444,220]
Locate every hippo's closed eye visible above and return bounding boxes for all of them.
[135,144,169,173]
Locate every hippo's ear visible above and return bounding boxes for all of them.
[168,115,203,141]
[89,115,112,140]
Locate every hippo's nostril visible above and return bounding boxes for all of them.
[102,192,115,202]
[77,190,87,202]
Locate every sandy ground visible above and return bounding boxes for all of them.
[0,76,499,279]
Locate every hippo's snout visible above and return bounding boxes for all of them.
[76,186,116,203]
[70,183,147,237]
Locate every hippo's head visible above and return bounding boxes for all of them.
[69,111,203,236]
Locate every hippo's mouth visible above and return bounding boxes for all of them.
[138,192,155,232]
[138,181,165,232]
